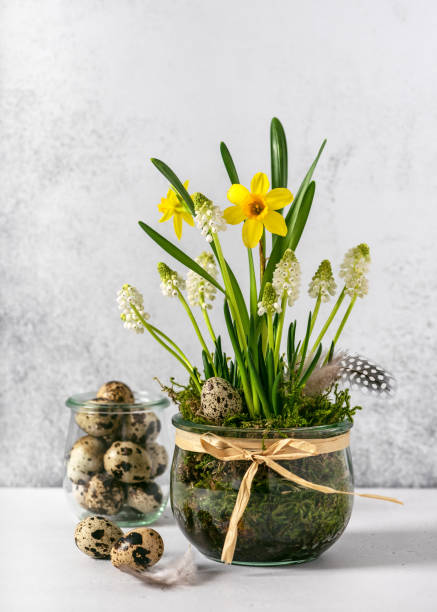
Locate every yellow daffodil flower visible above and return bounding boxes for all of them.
[158,181,194,239]
[223,173,293,248]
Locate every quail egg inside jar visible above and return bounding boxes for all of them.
[65,387,170,526]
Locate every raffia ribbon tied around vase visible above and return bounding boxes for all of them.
[175,428,403,564]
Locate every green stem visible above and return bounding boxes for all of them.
[309,293,322,335]
[274,295,288,369]
[247,248,257,320]
[332,294,357,347]
[297,292,322,360]
[176,288,216,373]
[310,287,346,354]
[200,302,217,343]
[131,305,201,392]
[259,231,266,283]
[213,234,247,350]
[267,314,275,355]
[148,323,192,367]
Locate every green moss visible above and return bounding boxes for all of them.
[159,376,361,429]
[171,447,354,564]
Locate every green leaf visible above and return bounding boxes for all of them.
[270,117,288,190]
[202,351,214,379]
[247,350,272,418]
[220,142,240,184]
[210,242,250,329]
[150,158,195,215]
[288,180,316,250]
[287,321,296,367]
[247,248,257,320]
[224,302,254,416]
[138,222,225,294]
[299,344,322,388]
[272,372,281,415]
[297,312,312,379]
[261,139,326,293]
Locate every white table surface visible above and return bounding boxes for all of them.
[0,488,436,612]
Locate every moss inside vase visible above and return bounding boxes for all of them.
[171,444,354,565]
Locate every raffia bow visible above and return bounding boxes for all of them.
[175,429,403,564]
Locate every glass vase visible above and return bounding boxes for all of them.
[64,390,170,527]
[170,414,354,565]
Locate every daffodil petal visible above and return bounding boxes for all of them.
[265,188,294,210]
[223,205,246,225]
[182,212,195,226]
[227,184,250,205]
[159,210,173,223]
[263,211,287,237]
[182,180,189,190]
[242,219,263,248]
[250,172,269,195]
[173,214,183,239]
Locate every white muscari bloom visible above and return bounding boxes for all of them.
[272,248,301,307]
[257,282,281,316]
[308,260,337,302]
[192,192,227,243]
[117,284,149,334]
[339,243,371,298]
[157,262,185,297]
[186,252,217,309]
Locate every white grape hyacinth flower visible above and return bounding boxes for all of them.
[339,243,370,298]
[272,248,301,307]
[308,260,337,302]
[186,252,217,309]
[117,284,150,334]
[157,262,186,297]
[192,192,227,243]
[257,282,281,316]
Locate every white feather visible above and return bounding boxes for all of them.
[118,547,197,587]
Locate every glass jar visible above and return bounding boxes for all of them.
[64,390,170,527]
[171,415,354,566]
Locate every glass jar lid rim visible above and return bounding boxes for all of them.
[66,390,170,413]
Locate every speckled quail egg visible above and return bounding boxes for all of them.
[200,377,242,423]
[67,435,105,484]
[146,442,168,477]
[72,483,89,509]
[122,411,161,446]
[74,516,123,559]
[84,473,125,515]
[126,482,163,514]
[103,441,152,483]
[110,527,164,571]
[97,381,134,403]
[75,398,121,437]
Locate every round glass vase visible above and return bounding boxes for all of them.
[64,390,170,527]
[170,415,354,566]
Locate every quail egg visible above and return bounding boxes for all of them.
[84,473,125,516]
[110,527,164,571]
[126,482,163,514]
[74,516,123,559]
[97,381,134,403]
[67,435,105,484]
[103,441,152,483]
[146,442,168,477]
[122,411,161,446]
[200,377,242,423]
[75,398,121,437]
[72,483,89,509]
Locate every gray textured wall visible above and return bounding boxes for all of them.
[1,0,436,487]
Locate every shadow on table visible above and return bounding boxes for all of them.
[311,527,437,569]
[237,527,437,577]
